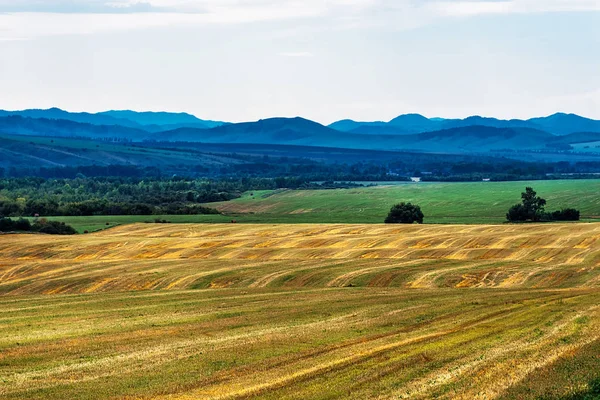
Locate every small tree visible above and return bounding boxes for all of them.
[507,187,546,222]
[506,187,546,222]
[521,187,547,220]
[385,203,424,224]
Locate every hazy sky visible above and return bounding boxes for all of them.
[0,0,599,124]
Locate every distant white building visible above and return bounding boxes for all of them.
[410,177,421,183]
[482,178,491,182]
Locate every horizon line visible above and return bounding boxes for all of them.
[1,107,599,126]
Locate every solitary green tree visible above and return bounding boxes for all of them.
[385,203,424,224]
[506,187,547,222]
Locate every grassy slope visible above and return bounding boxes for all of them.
[207,180,600,224]
[0,133,243,168]
[40,180,600,233]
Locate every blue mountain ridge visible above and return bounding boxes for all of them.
[328,112,600,136]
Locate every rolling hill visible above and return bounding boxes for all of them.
[157,118,562,153]
[331,112,600,137]
[159,117,353,144]
[328,119,388,132]
[1,111,600,171]
[0,107,140,128]
[0,133,246,169]
[1,223,599,399]
[0,108,226,131]
[547,131,600,145]
[0,115,585,157]
[0,115,152,140]
[529,113,600,135]
[401,126,555,152]
[98,110,226,130]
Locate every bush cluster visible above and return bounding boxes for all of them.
[0,199,221,218]
[506,187,580,222]
[385,203,424,224]
[0,217,77,235]
[549,208,580,221]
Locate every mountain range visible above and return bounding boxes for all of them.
[0,108,226,132]
[328,113,600,136]
[0,108,599,156]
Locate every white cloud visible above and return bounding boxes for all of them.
[0,0,403,40]
[0,1,167,13]
[0,0,377,14]
[429,0,600,17]
[0,0,596,41]
[2,0,599,17]
[0,4,331,39]
[279,52,314,57]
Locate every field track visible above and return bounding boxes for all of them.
[1,223,600,399]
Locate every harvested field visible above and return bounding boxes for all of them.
[1,223,600,399]
[1,223,599,295]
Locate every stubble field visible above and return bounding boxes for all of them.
[1,223,600,399]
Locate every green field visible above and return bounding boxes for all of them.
[36,180,600,233]
[208,180,600,224]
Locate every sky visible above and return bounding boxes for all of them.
[0,0,599,124]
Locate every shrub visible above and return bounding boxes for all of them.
[551,208,580,221]
[32,220,77,235]
[0,217,15,231]
[13,218,32,231]
[385,203,424,224]
[506,204,528,222]
[507,187,580,223]
[0,217,32,232]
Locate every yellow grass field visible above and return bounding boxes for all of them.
[1,223,600,399]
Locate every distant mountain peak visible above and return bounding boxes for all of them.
[542,112,589,120]
[389,113,429,122]
[99,110,225,129]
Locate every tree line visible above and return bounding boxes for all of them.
[3,154,600,182]
[0,218,76,235]
[0,176,363,218]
